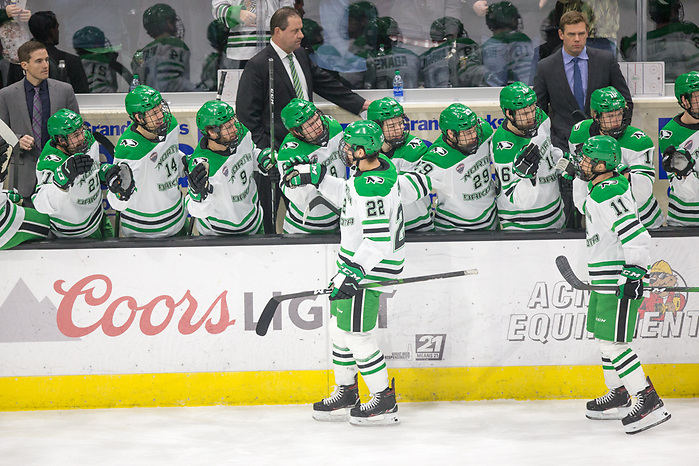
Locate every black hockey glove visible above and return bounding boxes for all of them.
[53,153,93,189]
[618,265,646,300]
[104,163,136,201]
[513,143,541,179]
[662,146,695,178]
[329,262,365,301]
[0,137,12,183]
[188,162,212,200]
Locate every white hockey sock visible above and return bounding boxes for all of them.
[599,340,648,394]
[356,349,389,394]
[332,342,358,386]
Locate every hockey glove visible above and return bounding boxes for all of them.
[2,188,22,204]
[329,262,365,301]
[257,148,276,174]
[513,143,541,179]
[188,162,212,200]
[283,159,326,188]
[104,163,136,201]
[618,265,646,300]
[555,152,577,180]
[662,146,695,178]
[53,153,93,189]
[0,138,12,183]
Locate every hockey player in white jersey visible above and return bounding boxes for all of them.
[33,109,134,239]
[368,97,433,232]
[491,81,564,229]
[0,138,50,249]
[185,100,275,235]
[658,71,699,226]
[570,135,670,434]
[415,103,497,231]
[277,98,347,234]
[109,85,187,238]
[283,121,431,426]
[569,86,664,229]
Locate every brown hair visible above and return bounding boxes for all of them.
[270,7,300,33]
[559,11,589,32]
[18,41,47,63]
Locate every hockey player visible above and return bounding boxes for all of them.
[132,3,196,92]
[73,26,131,93]
[276,98,346,234]
[658,71,699,226]
[33,109,134,239]
[570,135,670,434]
[109,85,187,238]
[0,138,50,249]
[283,120,431,426]
[368,97,433,232]
[415,103,497,231]
[186,100,275,235]
[491,81,564,230]
[569,86,664,229]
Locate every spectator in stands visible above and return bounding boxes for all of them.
[132,3,196,92]
[28,11,89,93]
[0,2,31,87]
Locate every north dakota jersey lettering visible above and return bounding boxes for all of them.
[185,128,263,235]
[109,118,186,237]
[277,117,346,234]
[416,120,497,230]
[573,175,650,291]
[658,114,699,226]
[33,141,105,238]
[570,120,664,229]
[491,117,564,230]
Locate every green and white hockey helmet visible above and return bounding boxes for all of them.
[439,103,481,154]
[581,134,621,171]
[367,97,404,122]
[125,85,171,137]
[675,71,699,117]
[47,108,92,154]
[590,86,626,114]
[72,26,120,54]
[499,81,536,112]
[196,100,235,133]
[500,82,542,138]
[143,3,183,39]
[280,98,318,131]
[341,120,384,165]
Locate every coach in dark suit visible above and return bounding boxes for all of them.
[0,41,79,204]
[236,6,368,233]
[533,10,631,229]
[534,10,632,151]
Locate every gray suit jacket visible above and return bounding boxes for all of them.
[534,47,632,150]
[0,78,79,197]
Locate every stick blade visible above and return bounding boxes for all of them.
[256,297,281,336]
[556,255,589,290]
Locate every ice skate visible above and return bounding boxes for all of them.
[586,386,632,420]
[622,378,671,434]
[312,375,359,422]
[349,378,399,426]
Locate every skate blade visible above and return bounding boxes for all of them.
[349,413,400,427]
[312,408,350,422]
[585,407,632,420]
[624,409,671,435]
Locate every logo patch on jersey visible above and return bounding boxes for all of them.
[45,154,62,163]
[431,146,448,157]
[407,139,421,149]
[150,152,158,162]
[365,176,384,185]
[192,157,207,166]
[223,167,229,177]
[496,141,514,151]
[282,141,299,150]
[119,139,138,148]
[631,131,645,139]
[573,122,582,131]
[456,163,465,174]
[683,140,694,152]
[659,129,672,140]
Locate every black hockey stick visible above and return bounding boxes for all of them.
[268,57,278,232]
[91,130,120,236]
[555,255,699,293]
[255,269,478,336]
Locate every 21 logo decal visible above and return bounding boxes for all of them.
[415,334,446,360]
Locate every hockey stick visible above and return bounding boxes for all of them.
[255,268,478,336]
[268,57,278,233]
[90,130,121,236]
[555,255,699,293]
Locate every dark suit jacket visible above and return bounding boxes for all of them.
[236,44,365,150]
[0,78,79,197]
[534,47,632,150]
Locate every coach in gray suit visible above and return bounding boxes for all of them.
[0,40,79,204]
[534,11,632,151]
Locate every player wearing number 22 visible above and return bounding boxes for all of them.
[571,135,670,435]
[569,86,664,230]
[283,120,432,426]
[33,109,133,239]
[109,85,187,238]
[491,82,564,230]
[185,100,275,235]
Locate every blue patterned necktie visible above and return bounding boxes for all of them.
[32,87,42,147]
[572,57,585,111]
